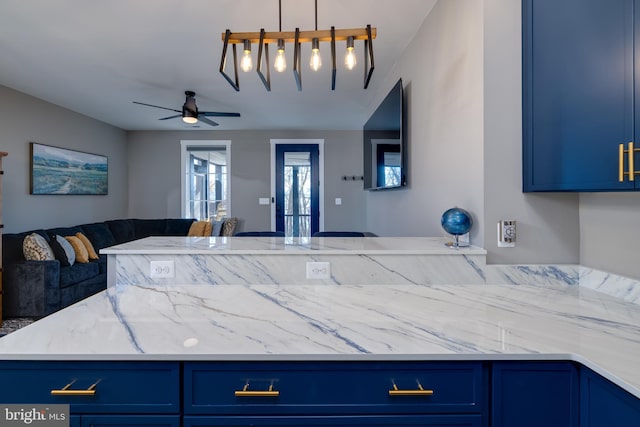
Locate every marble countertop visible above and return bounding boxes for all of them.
[100,236,487,255]
[0,283,638,399]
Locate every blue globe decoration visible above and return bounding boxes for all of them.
[441,207,472,248]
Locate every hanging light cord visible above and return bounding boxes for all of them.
[279,0,282,32]
[315,0,318,31]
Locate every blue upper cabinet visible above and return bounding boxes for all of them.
[523,0,639,191]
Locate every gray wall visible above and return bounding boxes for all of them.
[365,0,582,267]
[0,85,128,233]
[126,130,366,233]
[580,193,640,280]
[483,0,580,265]
[365,0,485,245]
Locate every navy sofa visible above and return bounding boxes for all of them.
[2,218,195,319]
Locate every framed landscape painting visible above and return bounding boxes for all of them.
[30,143,108,195]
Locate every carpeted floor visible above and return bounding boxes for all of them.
[0,318,35,337]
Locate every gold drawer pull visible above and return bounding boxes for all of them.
[51,381,98,396]
[389,382,434,396]
[234,383,280,397]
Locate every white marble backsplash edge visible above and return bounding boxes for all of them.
[578,266,640,305]
[487,264,640,305]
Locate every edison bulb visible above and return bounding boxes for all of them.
[241,50,252,72]
[345,48,356,70]
[275,40,286,72]
[345,36,356,70]
[241,40,253,72]
[310,38,321,71]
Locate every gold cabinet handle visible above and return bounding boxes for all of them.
[51,382,97,396]
[388,382,434,396]
[619,143,626,182]
[234,383,280,397]
[631,142,636,182]
[619,142,639,182]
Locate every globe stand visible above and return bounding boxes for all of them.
[445,234,469,249]
[441,207,473,249]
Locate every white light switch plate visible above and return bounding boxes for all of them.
[497,221,516,247]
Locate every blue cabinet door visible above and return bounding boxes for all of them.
[522,0,637,191]
[580,367,640,426]
[492,362,579,427]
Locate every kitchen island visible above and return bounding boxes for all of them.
[1,236,639,425]
[0,282,638,394]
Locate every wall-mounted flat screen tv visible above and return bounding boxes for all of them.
[363,79,407,191]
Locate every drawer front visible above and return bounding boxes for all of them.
[184,361,486,415]
[183,415,484,427]
[0,361,180,414]
[80,415,181,427]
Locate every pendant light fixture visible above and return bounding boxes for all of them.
[219,0,376,91]
[309,1,321,72]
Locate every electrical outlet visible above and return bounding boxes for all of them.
[150,260,175,278]
[497,220,516,248]
[306,262,331,279]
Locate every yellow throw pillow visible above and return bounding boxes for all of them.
[75,232,99,260]
[188,220,210,236]
[65,236,89,263]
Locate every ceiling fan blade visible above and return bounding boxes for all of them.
[132,101,181,113]
[199,111,241,117]
[158,114,182,120]
[198,117,219,127]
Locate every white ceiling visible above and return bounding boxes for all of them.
[0,0,436,131]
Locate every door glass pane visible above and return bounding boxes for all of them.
[283,151,311,238]
[184,146,228,221]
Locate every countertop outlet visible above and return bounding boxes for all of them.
[306,262,331,279]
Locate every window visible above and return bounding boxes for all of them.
[181,140,231,221]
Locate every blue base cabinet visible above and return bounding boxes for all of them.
[183,415,483,427]
[522,0,640,191]
[580,367,640,426]
[492,362,579,427]
[2,360,640,427]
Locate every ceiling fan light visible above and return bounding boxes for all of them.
[182,105,198,124]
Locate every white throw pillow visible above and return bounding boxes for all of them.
[23,233,55,261]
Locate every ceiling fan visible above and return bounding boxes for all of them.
[133,91,240,126]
